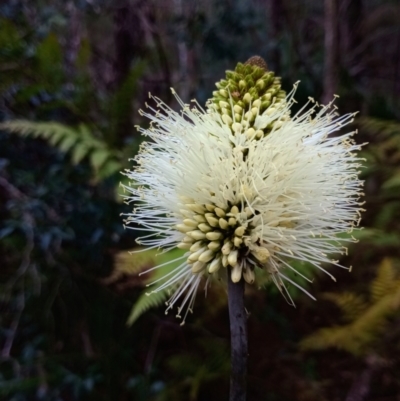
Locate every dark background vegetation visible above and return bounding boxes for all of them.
[1,0,400,400]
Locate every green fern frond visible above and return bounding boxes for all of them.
[71,142,90,165]
[351,228,400,248]
[126,289,169,326]
[300,293,395,356]
[98,160,122,180]
[0,120,122,180]
[323,292,367,322]
[358,117,400,139]
[90,149,110,170]
[103,248,158,285]
[107,248,186,285]
[351,292,394,339]
[127,249,184,325]
[301,259,400,356]
[300,326,361,354]
[370,258,396,301]
[144,249,186,282]
[0,120,76,142]
[254,259,315,301]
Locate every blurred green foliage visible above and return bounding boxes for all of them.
[300,258,400,356]
[1,1,400,401]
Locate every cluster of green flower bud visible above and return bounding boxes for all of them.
[209,56,287,138]
[176,199,256,284]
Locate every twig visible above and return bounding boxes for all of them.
[227,269,248,401]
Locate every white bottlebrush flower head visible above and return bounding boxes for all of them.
[122,58,364,323]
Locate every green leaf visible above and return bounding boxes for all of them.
[323,292,367,322]
[382,171,400,189]
[125,248,186,325]
[370,258,396,302]
[300,259,400,357]
[96,160,122,179]
[0,121,75,144]
[90,149,109,170]
[58,134,79,152]
[358,117,400,138]
[0,120,123,182]
[78,123,93,140]
[126,289,169,326]
[46,128,68,145]
[351,228,400,247]
[111,248,158,280]
[71,143,90,165]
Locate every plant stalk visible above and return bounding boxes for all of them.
[227,269,248,401]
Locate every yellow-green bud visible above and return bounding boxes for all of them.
[205,204,216,212]
[235,226,246,237]
[209,257,222,273]
[253,99,261,108]
[219,218,229,230]
[176,224,192,233]
[239,80,246,90]
[205,214,219,227]
[198,249,215,263]
[228,217,237,226]
[209,56,287,138]
[206,231,223,241]
[222,114,233,125]
[183,219,197,227]
[188,246,207,262]
[221,241,233,255]
[231,205,239,214]
[243,93,252,104]
[233,237,243,247]
[177,242,191,249]
[231,263,242,283]
[228,250,239,266]
[243,267,255,284]
[193,214,206,223]
[256,79,265,90]
[233,104,243,114]
[208,241,222,251]
[192,260,206,273]
[214,207,226,218]
[198,223,212,233]
[190,241,204,252]
[187,230,207,240]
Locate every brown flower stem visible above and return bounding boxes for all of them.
[227,268,248,401]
